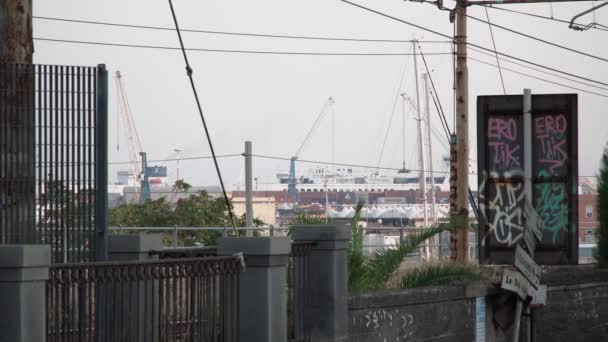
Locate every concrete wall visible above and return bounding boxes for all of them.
[349,286,475,342]
[348,266,608,342]
[231,196,277,225]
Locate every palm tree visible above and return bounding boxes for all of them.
[347,201,481,292]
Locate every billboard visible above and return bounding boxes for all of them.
[146,166,167,178]
[477,94,578,264]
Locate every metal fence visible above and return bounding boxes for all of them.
[152,247,218,259]
[47,255,241,342]
[0,63,108,263]
[288,241,314,342]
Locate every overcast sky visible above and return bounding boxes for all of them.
[34,0,608,189]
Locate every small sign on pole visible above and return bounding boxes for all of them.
[525,201,544,242]
[530,285,547,307]
[501,268,532,300]
[514,245,541,289]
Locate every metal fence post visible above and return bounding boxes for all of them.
[172,225,178,247]
[95,63,108,262]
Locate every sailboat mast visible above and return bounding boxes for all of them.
[413,41,428,230]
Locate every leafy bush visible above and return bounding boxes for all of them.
[596,144,608,267]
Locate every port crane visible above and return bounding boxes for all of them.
[288,97,335,205]
[115,71,150,203]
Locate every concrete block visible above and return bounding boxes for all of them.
[218,237,290,342]
[291,224,351,243]
[0,245,50,342]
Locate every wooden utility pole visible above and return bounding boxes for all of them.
[451,0,470,262]
[0,0,33,63]
[0,0,34,243]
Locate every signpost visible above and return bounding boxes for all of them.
[514,245,541,289]
[501,269,532,300]
[494,89,551,342]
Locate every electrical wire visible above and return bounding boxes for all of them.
[468,45,608,92]
[469,55,608,99]
[167,0,237,233]
[464,11,608,64]
[482,5,608,32]
[482,7,507,94]
[251,153,449,174]
[33,15,452,44]
[35,36,608,95]
[338,0,608,87]
[33,38,452,56]
[108,154,242,165]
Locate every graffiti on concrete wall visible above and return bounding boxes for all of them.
[351,309,415,341]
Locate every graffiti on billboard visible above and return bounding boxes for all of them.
[487,116,523,175]
[533,114,569,177]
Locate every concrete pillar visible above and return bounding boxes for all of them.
[107,234,162,341]
[0,244,51,342]
[218,237,291,342]
[291,224,350,342]
[108,234,162,261]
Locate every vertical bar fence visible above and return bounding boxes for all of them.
[0,63,107,263]
[288,241,314,342]
[47,255,241,342]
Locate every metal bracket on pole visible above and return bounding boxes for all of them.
[569,1,608,30]
[172,225,178,248]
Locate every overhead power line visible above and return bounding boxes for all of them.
[468,45,608,92]
[108,153,242,165]
[34,38,452,56]
[464,12,608,64]
[338,0,608,87]
[33,15,451,44]
[482,7,507,94]
[168,0,237,232]
[469,56,608,99]
[251,154,449,174]
[482,5,608,32]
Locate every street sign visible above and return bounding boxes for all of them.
[530,285,547,307]
[501,268,532,300]
[514,245,541,289]
[475,297,486,342]
[524,201,544,242]
[523,224,536,256]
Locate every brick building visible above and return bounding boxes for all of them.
[579,178,599,244]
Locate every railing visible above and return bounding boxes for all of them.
[47,255,241,342]
[151,247,218,259]
[288,241,315,342]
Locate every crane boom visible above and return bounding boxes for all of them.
[115,71,144,185]
[288,97,334,204]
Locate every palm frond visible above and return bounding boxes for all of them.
[348,201,366,290]
[290,214,326,225]
[398,262,483,288]
[350,219,464,292]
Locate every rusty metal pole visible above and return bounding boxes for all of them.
[0,0,35,244]
[451,0,470,262]
[0,0,33,64]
